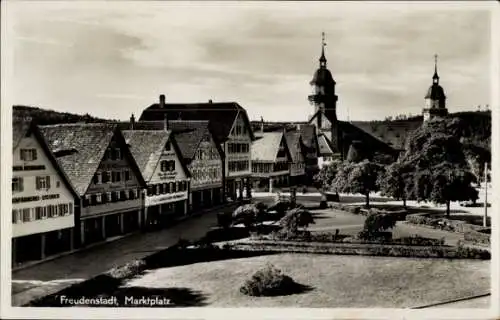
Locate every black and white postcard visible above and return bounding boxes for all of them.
[1,1,499,319]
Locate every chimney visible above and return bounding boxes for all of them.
[130,113,135,130]
[260,116,264,133]
[208,99,213,104]
[296,123,301,131]
[159,94,166,108]
[163,114,168,131]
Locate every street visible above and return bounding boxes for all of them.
[11,205,237,306]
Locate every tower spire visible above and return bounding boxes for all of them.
[319,32,327,68]
[433,54,439,83]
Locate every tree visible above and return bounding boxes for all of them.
[377,162,411,208]
[332,160,384,207]
[313,160,342,191]
[358,213,397,240]
[400,118,479,216]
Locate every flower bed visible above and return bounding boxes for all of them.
[329,203,408,220]
[226,240,490,260]
[464,228,491,246]
[405,213,487,234]
[257,231,445,247]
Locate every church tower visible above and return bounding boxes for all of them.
[308,32,341,157]
[423,54,448,121]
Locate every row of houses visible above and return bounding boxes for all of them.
[11,96,320,266]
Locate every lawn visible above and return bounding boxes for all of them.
[121,254,490,308]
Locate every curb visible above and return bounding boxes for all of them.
[12,201,244,273]
[411,293,490,309]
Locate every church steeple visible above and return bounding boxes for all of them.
[319,32,327,68]
[433,54,439,84]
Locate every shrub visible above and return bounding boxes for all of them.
[217,212,232,229]
[106,260,146,279]
[268,200,291,217]
[232,204,259,228]
[279,208,315,234]
[240,264,302,296]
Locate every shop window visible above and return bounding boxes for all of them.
[12,177,24,192]
[22,208,31,222]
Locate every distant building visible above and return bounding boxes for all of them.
[168,120,225,211]
[307,33,398,165]
[423,55,448,121]
[251,130,293,192]
[284,130,307,186]
[122,128,191,229]
[12,118,79,266]
[39,123,146,247]
[139,96,255,201]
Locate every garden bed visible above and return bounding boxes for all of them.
[223,239,490,260]
[405,213,489,234]
[329,202,408,220]
[464,228,491,247]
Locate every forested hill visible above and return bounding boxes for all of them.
[13,105,491,152]
[12,105,109,125]
[352,110,491,151]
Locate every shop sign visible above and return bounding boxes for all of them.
[146,192,188,206]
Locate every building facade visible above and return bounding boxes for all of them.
[123,129,190,229]
[285,130,306,186]
[39,124,146,247]
[138,95,255,201]
[223,111,253,201]
[168,120,225,211]
[251,131,292,192]
[12,119,79,265]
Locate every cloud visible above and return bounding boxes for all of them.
[14,36,74,48]
[7,2,492,122]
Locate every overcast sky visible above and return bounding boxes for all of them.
[6,1,492,121]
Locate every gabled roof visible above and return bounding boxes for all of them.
[297,124,319,154]
[252,132,291,162]
[138,101,256,142]
[122,130,191,182]
[338,121,399,155]
[284,131,305,162]
[12,118,79,199]
[317,134,335,156]
[13,116,33,151]
[168,120,225,163]
[39,123,146,195]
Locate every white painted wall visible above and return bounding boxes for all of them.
[226,112,252,178]
[12,133,75,238]
[145,138,189,206]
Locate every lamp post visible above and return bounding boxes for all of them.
[483,162,488,227]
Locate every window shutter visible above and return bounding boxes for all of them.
[20,150,25,161]
[46,176,51,189]
[19,177,24,192]
[35,177,40,190]
[33,149,37,160]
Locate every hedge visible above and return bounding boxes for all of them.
[405,213,487,234]
[227,240,490,260]
[329,203,407,220]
